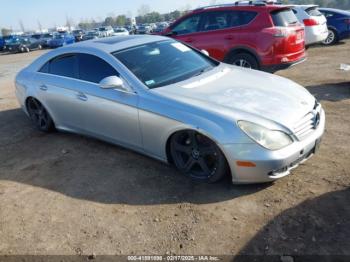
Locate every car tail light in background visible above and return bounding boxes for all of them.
[303,18,319,26]
[344,18,350,25]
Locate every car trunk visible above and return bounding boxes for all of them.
[271,8,305,54]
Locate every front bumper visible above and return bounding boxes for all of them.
[221,109,325,184]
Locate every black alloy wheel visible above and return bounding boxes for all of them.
[27,98,54,132]
[170,130,228,183]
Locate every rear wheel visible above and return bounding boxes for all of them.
[170,130,228,183]
[322,29,338,45]
[228,53,259,70]
[27,98,54,132]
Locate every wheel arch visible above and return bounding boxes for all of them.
[164,128,232,178]
[25,96,56,127]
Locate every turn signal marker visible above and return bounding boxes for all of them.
[236,161,256,167]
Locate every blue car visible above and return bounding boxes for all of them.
[0,37,4,51]
[319,8,350,45]
[48,33,75,48]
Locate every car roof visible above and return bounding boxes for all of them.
[191,3,293,14]
[67,35,168,53]
[319,8,350,15]
[292,5,318,10]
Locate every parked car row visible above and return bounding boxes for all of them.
[158,2,350,72]
[2,1,349,71]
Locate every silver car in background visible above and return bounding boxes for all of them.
[15,35,325,184]
[292,5,329,45]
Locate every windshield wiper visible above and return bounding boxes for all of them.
[193,66,213,77]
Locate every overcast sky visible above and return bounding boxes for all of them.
[1,0,226,30]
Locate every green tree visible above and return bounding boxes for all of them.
[103,16,115,26]
[116,15,127,26]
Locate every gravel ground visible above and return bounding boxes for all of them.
[0,41,349,257]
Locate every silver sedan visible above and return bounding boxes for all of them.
[15,35,325,184]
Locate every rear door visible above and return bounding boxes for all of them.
[34,54,87,132]
[188,10,240,61]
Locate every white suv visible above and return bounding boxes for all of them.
[98,26,114,37]
[292,5,329,46]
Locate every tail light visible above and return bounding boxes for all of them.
[268,28,290,38]
[344,18,350,25]
[303,18,319,26]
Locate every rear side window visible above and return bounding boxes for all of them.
[49,55,76,78]
[77,54,118,83]
[305,7,323,17]
[201,11,257,31]
[237,11,258,25]
[39,62,49,73]
[271,9,298,26]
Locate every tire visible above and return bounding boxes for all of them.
[26,98,55,132]
[38,44,42,50]
[170,130,228,183]
[322,29,338,45]
[228,53,259,70]
[25,47,30,53]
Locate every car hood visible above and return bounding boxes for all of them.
[153,65,316,130]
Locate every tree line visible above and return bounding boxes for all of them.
[78,10,185,30]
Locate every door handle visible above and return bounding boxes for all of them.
[185,38,194,43]
[76,92,88,101]
[225,35,234,40]
[40,84,48,91]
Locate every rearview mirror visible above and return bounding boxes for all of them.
[99,76,131,92]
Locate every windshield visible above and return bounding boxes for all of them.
[113,40,218,89]
[8,38,21,44]
[54,34,65,39]
[305,7,323,17]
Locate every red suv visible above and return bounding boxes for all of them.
[162,2,306,72]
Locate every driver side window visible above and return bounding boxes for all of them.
[172,15,201,35]
[77,54,119,84]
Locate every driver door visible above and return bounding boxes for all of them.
[74,53,142,150]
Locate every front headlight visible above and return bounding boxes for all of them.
[238,121,293,150]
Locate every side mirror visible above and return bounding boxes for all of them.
[99,76,131,92]
[201,49,209,56]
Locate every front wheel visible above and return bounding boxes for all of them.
[322,29,338,45]
[27,98,55,132]
[170,130,228,183]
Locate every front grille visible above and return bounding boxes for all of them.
[293,112,315,140]
[293,101,321,141]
